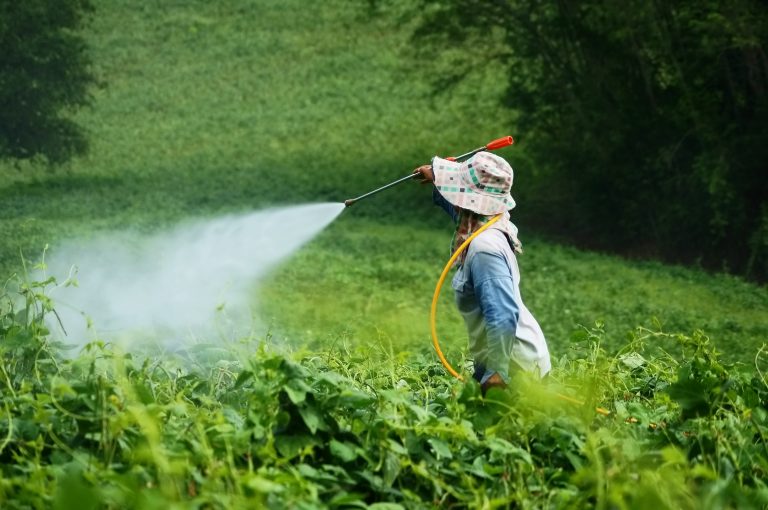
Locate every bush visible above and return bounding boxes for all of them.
[0,0,94,163]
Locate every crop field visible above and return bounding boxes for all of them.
[2,0,768,508]
[2,280,768,508]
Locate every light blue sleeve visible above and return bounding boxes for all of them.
[432,187,458,223]
[468,251,520,383]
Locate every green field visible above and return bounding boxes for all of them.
[260,216,768,363]
[2,0,768,508]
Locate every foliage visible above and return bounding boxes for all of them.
[0,0,95,163]
[388,0,768,281]
[1,278,768,508]
[0,1,766,504]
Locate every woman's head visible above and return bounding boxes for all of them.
[431,151,515,216]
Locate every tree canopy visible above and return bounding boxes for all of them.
[0,0,94,163]
[395,0,768,280]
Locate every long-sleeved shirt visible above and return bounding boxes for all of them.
[433,189,551,383]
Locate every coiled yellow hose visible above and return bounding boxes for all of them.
[429,214,502,381]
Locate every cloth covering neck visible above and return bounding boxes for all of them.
[451,208,522,266]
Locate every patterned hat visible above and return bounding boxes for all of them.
[432,151,516,215]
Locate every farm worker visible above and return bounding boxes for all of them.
[413,152,551,394]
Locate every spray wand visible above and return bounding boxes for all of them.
[343,136,514,207]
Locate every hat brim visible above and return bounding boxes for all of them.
[432,156,516,216]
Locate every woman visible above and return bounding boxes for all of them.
[413,151,551,394]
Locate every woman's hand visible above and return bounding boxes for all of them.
[412,164,434,184]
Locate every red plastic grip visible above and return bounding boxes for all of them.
[485,136,514,150]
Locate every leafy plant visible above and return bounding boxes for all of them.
[1,278,767,508]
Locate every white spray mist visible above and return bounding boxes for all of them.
[44,202,345,351]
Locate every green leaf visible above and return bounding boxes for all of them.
[133,381,155,405]
[468,456,492,479]
[427,438,452,459]
[486,437,532,464]
[298,405,328,434]
[564,450,583,470]
[386,439,408,455]
[284,378,311,404]
[382,451,401,487]
[337,389,375,407]
[322,464,355,484]
[246,475,285,494]
[330,439,358,462]
[53,466,99,510]
[620,352,647,369]
[328,492,367,508]
[667,371,711,417]
[234,370,253,389]
[275,434,319,459]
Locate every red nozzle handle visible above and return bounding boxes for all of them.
[485,136,514,150]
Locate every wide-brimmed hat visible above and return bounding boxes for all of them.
[432,151,516,215]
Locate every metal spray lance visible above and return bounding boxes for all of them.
[343,136,514,207]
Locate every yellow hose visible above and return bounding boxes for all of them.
[430,214,502,381]
[428,214,611,417]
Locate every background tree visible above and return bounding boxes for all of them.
[0,0,94,163]
[391,0,768,280]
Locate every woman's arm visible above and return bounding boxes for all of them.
[413,163,458,223]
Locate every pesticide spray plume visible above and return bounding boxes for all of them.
[44,202,346,353]
[343,136,514,207]
[44,136,512,353]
